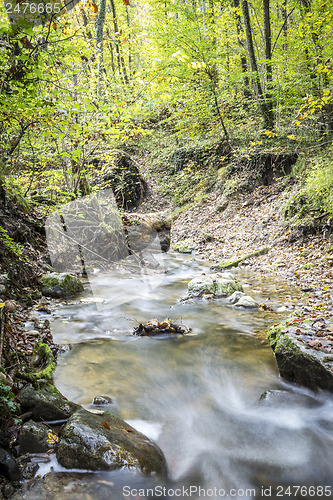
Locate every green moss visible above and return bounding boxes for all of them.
[42,273,83,298]
[18,341,56,384]
[302,262,314,270]
[267,324,282,351]
[218,246,269,269]
[267,323,300,356]
[42,276,59,288]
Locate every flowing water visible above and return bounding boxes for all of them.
[39,253,333,499]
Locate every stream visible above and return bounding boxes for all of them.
[37,253,333,499]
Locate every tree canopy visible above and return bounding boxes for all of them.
[0,0,332,201]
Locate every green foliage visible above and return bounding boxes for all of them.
[0,381,21,426]
[0,226,27,260]
[304,148,333,215]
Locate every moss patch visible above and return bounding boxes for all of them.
[218,246,269,269]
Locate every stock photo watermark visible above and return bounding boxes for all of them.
[122,484,332,498]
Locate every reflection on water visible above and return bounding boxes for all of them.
[49,253,333,499]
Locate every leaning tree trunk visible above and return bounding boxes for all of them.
[241,0,273,129]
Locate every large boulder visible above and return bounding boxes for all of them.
[122,211,172,254]
[42,273,83,298]
[56,408,167,475]
[267,320,333,392]
[187,273,243,299]
[91,152,146,210]
[17,384,80,422]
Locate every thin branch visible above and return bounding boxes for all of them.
[272,6,296,53]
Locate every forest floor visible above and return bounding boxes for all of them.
[139,167,333,353]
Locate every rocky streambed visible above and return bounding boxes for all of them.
[2,251,333,499]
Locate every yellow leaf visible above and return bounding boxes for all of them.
[46,432,59,445]
[287,135,297,140]
[89,2,98,13]
[0,303,5,308]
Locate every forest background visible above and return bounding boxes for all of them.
[0,0,332,224]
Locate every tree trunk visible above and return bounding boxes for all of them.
[233,0,250,98]
[241,0,273,129]
[96,0,107,99]
[282,0,287,51]
[109,0,129,84]
[263,0,274,127]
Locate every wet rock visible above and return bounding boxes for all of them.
[259,390,321,408]
[10,470,149,500]
[0,447,20,481]
[187,273,243,299]
[235,295,259,309]
[18,422,52,454]
[16,455,39,480]
[56,408,167,474]
[228,291,245,304]
[92,396,113,406]
[17,384,80,421]
[42,273,83,299]
[267,323,333,392]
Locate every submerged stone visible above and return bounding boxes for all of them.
[259,389,321,409]
[56,408,167,474]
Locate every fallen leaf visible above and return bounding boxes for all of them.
[101,422,110,429]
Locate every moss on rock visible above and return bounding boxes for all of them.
[267,321,333,392]
[42,273,83,298]
[56,408,167,475]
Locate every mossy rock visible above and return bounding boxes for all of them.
[17,384,80,421]
[42,272,83,298]
[91,153,146,210]
[267,323,333,392]
[56,408,167,475]
[187,273,243,298]
[18,421,52,454]
[173,239,198,254]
